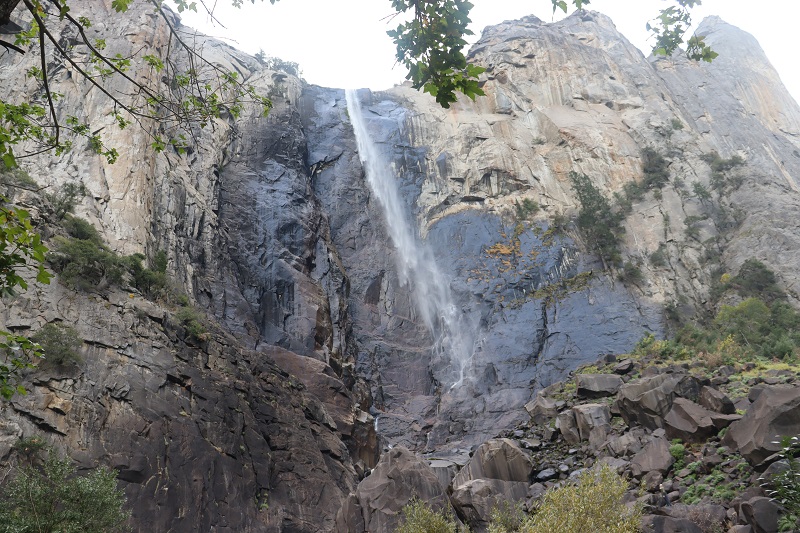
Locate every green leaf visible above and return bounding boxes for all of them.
[111,0,131,12]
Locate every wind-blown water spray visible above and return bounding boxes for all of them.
[345,89,474,387]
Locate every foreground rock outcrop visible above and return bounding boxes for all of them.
[337,353,800,532]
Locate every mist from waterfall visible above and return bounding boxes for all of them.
[345,89,475,388]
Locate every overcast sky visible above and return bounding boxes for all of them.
[174,0,800,105]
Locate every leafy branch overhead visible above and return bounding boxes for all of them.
[387,0,485,108]
[389,0,715,108]
[1,0,273,170]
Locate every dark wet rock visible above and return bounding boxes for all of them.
[557,410,581,445]
[613,358,635,374]
[428,459,460,491]
[536,468,558,481]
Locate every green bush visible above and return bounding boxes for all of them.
[641,147,670,189]
[764,436,800,531]
[12,435,48,459]
[649,245,668,267]
[395,498,460,533]
[518,464,640,533]
[488,501,525,533]
[124,252,168,299]
[0,169,38,189]
[175,306,208,341]
[701,151,745,192]
[515,199,539,220]
[570,172,623,265]
[48,234,125,291]
[63,215,103,243]
[0,451,130,532]
[31,322,82,367]
[620,261,643,284]
[44,183,86,220]
[729,258,785,304]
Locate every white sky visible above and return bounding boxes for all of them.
[174,0,800,105]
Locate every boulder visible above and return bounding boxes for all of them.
[597,456,630,474]
[452,439,534,488]
[740,497,779,533]
[699,386,736,414]
[557,410,581,446]
[572,403,612,442]
[642,515,702,533]
[664,398,741,443]
[631,437,674,478]
[450,478,529,532]
[613,358,635,374]
[428,459,459,492]
[723,385,800,465]
[576,374,624,398]
[525,393,559,425]
[606,430,645,457]
[641,470,663,491]
[334,446,450,533]
[571,403,612,450]
[616,374,701,430]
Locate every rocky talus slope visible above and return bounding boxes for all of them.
[0,2,799,532]
[337,353,800,533]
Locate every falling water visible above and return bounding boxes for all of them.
[345,89,475,388]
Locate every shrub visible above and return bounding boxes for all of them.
[488,500,525,533]
[649,245,668,267]
[124,252,168,299]
[0,451,130,532]
[175,306,208,341]
[729,259,785,304]
[0,169,38,189]
[762,436,800,531]
[515,198,539,220]
[48,235,125,291]
[641,147,670,189]
[44,182,86,220]
[395,498,460,533]
[714,298,771,349]
[31,323,82,367]
[670,441,686,463]
[570,172,623,265]
[518,464,640,533]
[12,435,48,459]
[620,261,643,284]
[63,215,103,243]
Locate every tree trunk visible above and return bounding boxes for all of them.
[0,0,21,25]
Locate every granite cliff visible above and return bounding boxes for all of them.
[0,2,798,531]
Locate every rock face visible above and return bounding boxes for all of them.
[1,2,800,532]
[334,446,449,533]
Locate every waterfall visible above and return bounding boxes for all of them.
[345,89,475,388]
